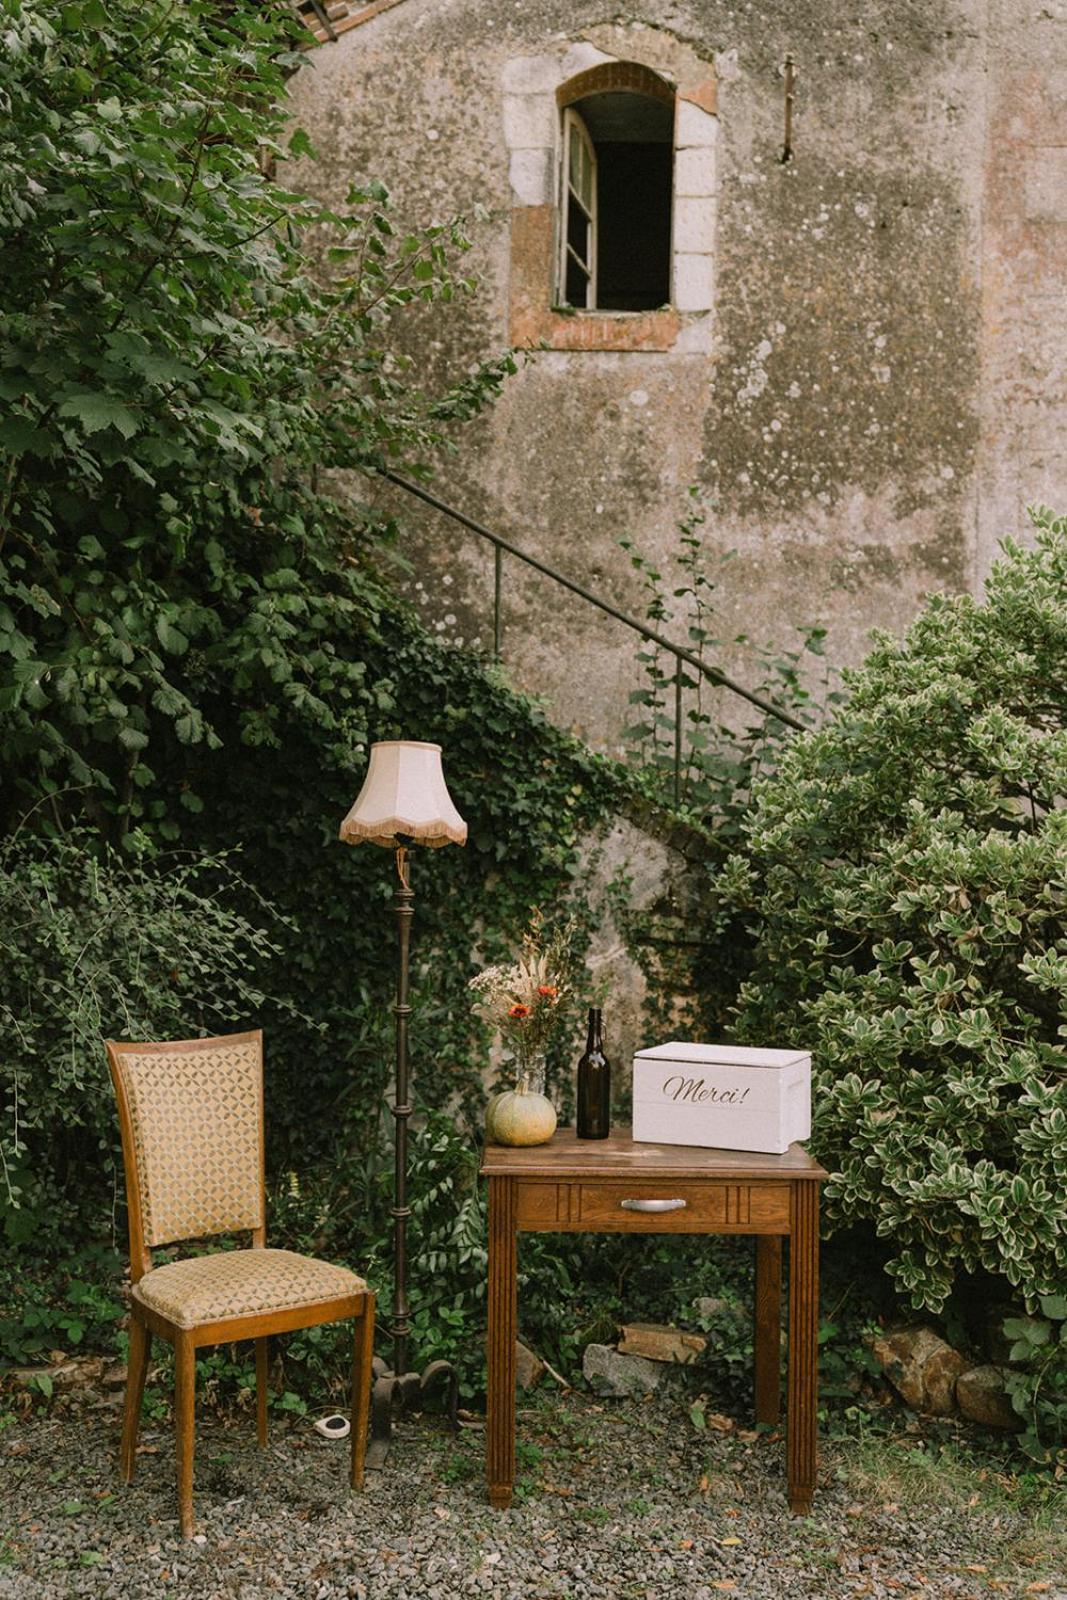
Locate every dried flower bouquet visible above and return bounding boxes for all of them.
[469,916,572,1088]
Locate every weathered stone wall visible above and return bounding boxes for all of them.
[289,0,1067,754]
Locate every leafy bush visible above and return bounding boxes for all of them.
[714,506,1067,1314]
[0,1245,125,1372]
[1002,1296,1067,1462]
[0,0,629,1242]
[267,1109,488,1401]
[0,830,283,1239]
[0,0,514,841]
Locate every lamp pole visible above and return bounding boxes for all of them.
[338,741,466,1468]
[365,844,457,1466]
[390,845,413,1381]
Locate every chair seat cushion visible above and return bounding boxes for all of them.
[134,1248,366,1330]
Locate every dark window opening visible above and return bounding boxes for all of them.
[597,142,673,310]
[559,89,673,313]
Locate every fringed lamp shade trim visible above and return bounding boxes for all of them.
[338,816,467,848]
[339,740,468,850]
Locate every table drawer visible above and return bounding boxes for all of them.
[515,1179,791,1232]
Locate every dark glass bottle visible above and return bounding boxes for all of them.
[576,1007,611,1139]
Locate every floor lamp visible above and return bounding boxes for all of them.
[339,740,467,1465]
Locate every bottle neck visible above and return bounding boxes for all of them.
[585,1007,603,1053]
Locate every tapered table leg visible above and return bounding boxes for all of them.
[787,1181,819,1515]
[754,1235,782,1426]
[486,1176,517,1509]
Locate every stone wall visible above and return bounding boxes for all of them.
[288,0,1067,756]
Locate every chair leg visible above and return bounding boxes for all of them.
[350,1293,375,1490]
[255,1336,269,1448]
[120,1314,151,1483]
[174,1334,197,1539]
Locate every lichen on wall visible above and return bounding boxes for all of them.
[706,154,979,527]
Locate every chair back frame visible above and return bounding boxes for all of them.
[106,1029,267,1284]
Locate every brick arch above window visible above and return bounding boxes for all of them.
[557,61,675,111]
[504,30,718,354]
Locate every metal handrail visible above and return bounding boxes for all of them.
[378,468,806,801]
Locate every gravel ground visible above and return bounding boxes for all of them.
[1,1391,1063,1600]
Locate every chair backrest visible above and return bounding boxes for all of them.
[106,1030,265,1280]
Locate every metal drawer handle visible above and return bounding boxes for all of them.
[620,1197,687,1213]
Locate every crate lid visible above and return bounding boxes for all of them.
[633,1041,810,1069]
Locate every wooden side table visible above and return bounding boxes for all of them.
[481,1129,826,1514]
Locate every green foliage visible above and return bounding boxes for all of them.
[186,624,629,1180]
[1002,1297,1067,1462]
[620,490,834,836]
[0,0,628,1258]
[0,1245,124,1367]
[712,506,1067,1316]
[270,1110,488,1402]
[0,829,285,1234]
[619,494,834,1041]
[0,0,514,840]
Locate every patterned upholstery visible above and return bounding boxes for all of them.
[117,1040,264,1247]
[134,1249,366,1330]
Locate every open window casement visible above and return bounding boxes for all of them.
[559,107,597,308]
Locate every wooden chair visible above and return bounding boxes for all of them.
[106,1029,375,1538]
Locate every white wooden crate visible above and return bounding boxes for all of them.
[632,1041,812,1155]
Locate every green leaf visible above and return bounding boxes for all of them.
[1003,1316,1050,1347]
[57,394,139,440]
[154,616,189,656]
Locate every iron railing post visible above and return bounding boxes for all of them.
[493,543,502,662]
[674,665,683,809]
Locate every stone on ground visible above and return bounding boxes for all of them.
[515,1340,545,1390]
[870,1326,967,1414]
[956,1364,1019,1430]
[618,1321,706,1364]
[8,1355,106,1393]
[582,1342,663,1397]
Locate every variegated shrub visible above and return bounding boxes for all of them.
[718,507,1067,1312]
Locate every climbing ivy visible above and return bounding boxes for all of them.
[0,0,629,1247]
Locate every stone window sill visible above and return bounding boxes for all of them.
[523,307,682,352]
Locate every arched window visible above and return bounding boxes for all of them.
[504,38,717,353]
[558,69,675,312]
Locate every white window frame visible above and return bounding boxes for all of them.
[557,107,597,309]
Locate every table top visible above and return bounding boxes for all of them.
[480,1127,827,1181]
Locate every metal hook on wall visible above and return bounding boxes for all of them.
[780,54,797,164]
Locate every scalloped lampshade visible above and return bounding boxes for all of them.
[339,740,467,849]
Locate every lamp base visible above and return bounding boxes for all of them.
[365,1357,458,1469]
